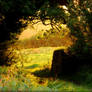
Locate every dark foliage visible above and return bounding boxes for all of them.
[49,0,69,7]
[0,0,49,65]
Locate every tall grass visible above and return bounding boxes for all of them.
[15,34,73,49]
[0,65,92,92]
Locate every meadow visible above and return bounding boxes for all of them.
[0,24,92,92]
[0,46,92,92]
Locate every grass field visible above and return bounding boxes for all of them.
[0,24,92,91]
[0,46,92,92]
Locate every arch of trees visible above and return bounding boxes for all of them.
[0,0,91,42]
[0,0,92,75]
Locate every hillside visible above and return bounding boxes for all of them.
[19,21,51,40]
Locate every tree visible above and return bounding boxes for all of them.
[67,0,92,55]
[0,0,92,73]
[0,0,71,42]
[50,0,92,76]
[0,0,49,65]
[0,0,69,65]
[0,0,47,42]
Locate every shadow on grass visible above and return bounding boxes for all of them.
[32,66,92,89]
[32,68,52,78]
[59,66,92,89]
[25,64,40,69]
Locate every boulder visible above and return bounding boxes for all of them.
[51,49,78,77]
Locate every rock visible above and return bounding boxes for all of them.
[51,49,78,77]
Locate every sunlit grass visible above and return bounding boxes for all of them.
[0,46,92,91]
[13,47,66,72]
[0,24,91,91]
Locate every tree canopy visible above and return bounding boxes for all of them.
[0,0,92,65]
[0,0,45,42]
[0,0,70,42]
